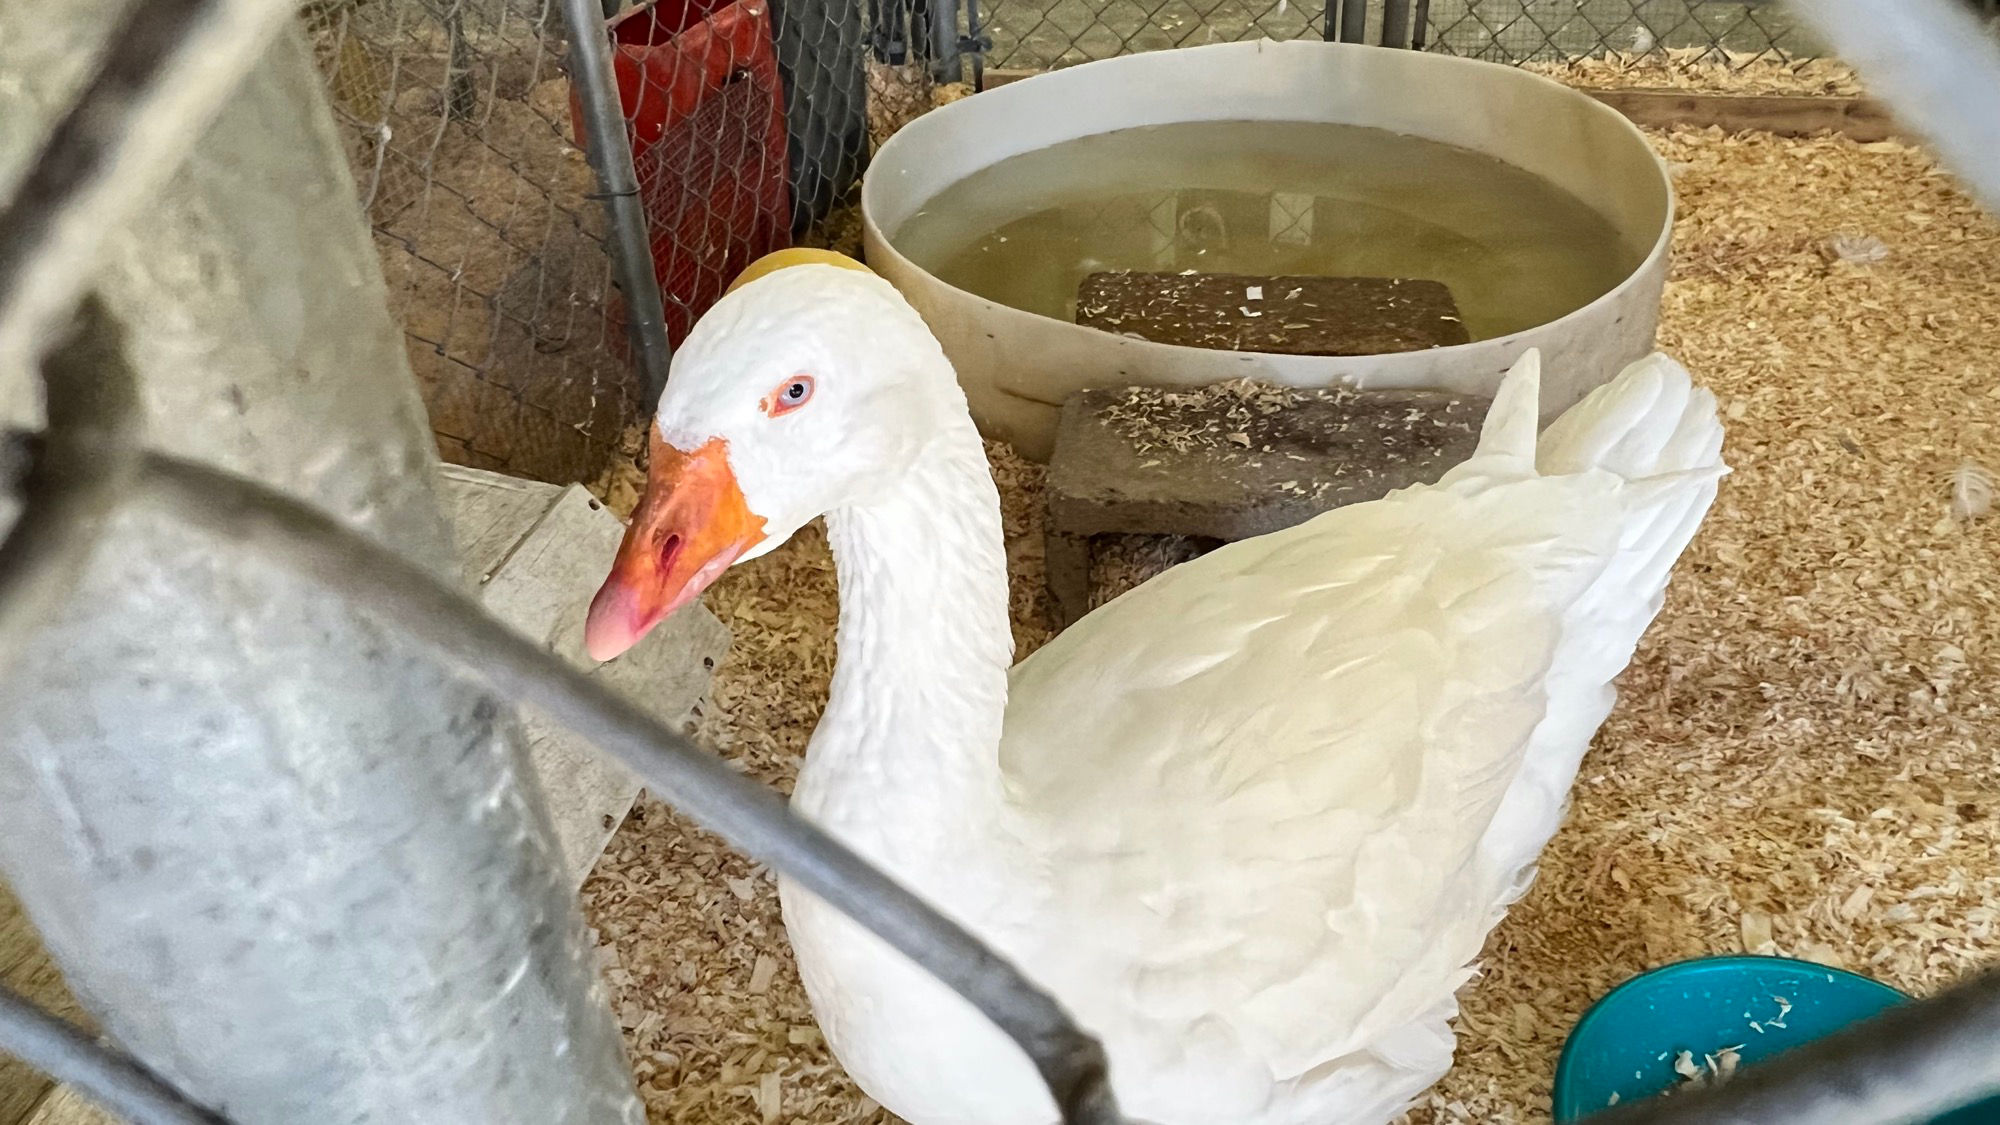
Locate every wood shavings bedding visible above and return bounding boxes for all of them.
[865,68,974,155]
[1523,51,1864,97]
[580,124,2000,1124]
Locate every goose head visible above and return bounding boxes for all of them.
[584,249,959,662]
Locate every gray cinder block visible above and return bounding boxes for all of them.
[1044,384,1488,626]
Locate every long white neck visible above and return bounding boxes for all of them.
[791,408,1015,868]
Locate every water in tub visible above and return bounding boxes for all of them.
[889,120,1641,343]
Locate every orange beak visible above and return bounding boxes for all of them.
[584,431,766,662]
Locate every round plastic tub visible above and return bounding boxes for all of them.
[1553,955,2000,1122]
[862,40,1674,460]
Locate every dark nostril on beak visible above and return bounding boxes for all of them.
[658,533,683,572]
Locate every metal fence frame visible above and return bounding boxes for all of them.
[5,1,2000,1124]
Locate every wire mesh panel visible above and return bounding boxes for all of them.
[584,0,792,352]
[301,0,890,486]
[303,0,635,484]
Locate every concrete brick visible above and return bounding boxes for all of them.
[1077,272,1470,356]
[1044,383,1488,624]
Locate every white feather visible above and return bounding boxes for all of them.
[1951,461,1995,521]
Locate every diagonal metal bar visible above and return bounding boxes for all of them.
[111,444,1127,1125]
[0,986,225,1125]
[0,392,1131,1121]
[0,0,296,370]
[0,297,142,689]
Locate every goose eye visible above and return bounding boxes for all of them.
[763,374,815,417]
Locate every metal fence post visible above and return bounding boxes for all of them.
[1341,0,1367,41]
[1381,0,1412,48]
[0,6,643,1121]
[929,0,963,82]
[560,0,674,407]
[1324,0,1366,43]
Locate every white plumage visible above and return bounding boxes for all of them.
[589,261,1728,1125]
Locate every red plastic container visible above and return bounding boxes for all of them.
[570,0,792,349]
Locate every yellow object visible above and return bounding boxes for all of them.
[726,248,874,294]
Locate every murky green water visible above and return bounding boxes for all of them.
[890,120,1640,343]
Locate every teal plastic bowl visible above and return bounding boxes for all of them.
[1553,955,2000,1122]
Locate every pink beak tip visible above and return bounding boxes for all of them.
[583,628,634,664]
[583,583,645,663]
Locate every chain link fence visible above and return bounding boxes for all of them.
[302,0,628,484]
[981,0,1825,72]
[1422,1,1819,65]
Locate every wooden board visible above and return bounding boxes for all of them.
[443,467,565,583]
[18,1090,106,1125]
[1076,271,1469,356]
[438,466,732,889]
[1047,381,1487,541]
[1585,88,1896,141]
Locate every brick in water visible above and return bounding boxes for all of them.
[1075,271,1470,356]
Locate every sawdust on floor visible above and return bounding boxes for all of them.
[580,123,2000,1124]
[1522,51,1864,96]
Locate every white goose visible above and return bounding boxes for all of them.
[585,249,1726,1125]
